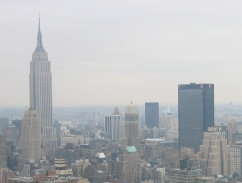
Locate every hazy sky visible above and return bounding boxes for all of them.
[1,0,242,107]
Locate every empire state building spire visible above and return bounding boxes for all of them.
[29,18,56,150]
[35,17,45,52]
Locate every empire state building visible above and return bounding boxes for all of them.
[29,19,56,149]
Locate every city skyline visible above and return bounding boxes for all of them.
[1,0,242,107]
[1,1,242,182]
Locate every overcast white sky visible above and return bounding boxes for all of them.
[0,0,242,107]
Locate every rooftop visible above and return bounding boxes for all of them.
[126,146,137,153]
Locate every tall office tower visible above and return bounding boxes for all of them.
[145,102,159,128]
[178,83,214,152]
[20,110,41,162]
[29,19,56,149]
[198,126,235,176]
[105,107,121,141]
[122,146,141,183]
[124,102,139,148]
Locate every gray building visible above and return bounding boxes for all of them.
[105,107,121,141]
[178,83,214,152]
[0,118,9,132]
[0,133,7,168]
[29,18,56,149]
[145,102,159,128]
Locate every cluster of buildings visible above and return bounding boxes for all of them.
[1,20,242,183]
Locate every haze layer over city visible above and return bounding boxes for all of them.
[1,0,242,107]
[1,1,242,183]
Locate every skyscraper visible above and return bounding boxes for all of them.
[105,107,121,141]
[29,18,56,149]
[124,102,139,148]
[20,110,41,162]
[178,83,214,152]
[145,102,159,128]
[198,126,235,176]
[122,146,141,183]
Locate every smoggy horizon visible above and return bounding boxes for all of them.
[1,0,242,107]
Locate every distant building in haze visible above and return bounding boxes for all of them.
[178,83,214,152]
[0,118,9,132]
[145,102,159,128]
[105,107,121,141]
[12,119,22,136]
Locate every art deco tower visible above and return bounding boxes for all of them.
[29,19,56,149]
[124,102,139,148]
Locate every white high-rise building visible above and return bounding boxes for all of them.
[29,19,56,149]
[21,110,41,162]
[105,107,121,141]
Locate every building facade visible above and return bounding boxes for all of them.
[122,146,141,183]
[178,83,214,152]
[29,19,56,149]
[0,133,7,168]
[233,143,242,175]
[145,102,159,128]
[105,107,121,141]
[20,110,41,162]
[169,169,215,183]
[124,102,139,148]
[198,126,235,176]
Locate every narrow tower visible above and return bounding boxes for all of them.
[124,102,139,148]
[29,18,56,150]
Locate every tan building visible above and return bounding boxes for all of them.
[122,102,139,149]
[122,146,141,183]
[198,126,235,176]
[20,110,41,162]
[54,158,73,176]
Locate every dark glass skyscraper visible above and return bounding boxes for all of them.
[145,102,159,128]
[178,83,214,152]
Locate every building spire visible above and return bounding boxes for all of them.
[38,14,40,31]
[35,15,45,52]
